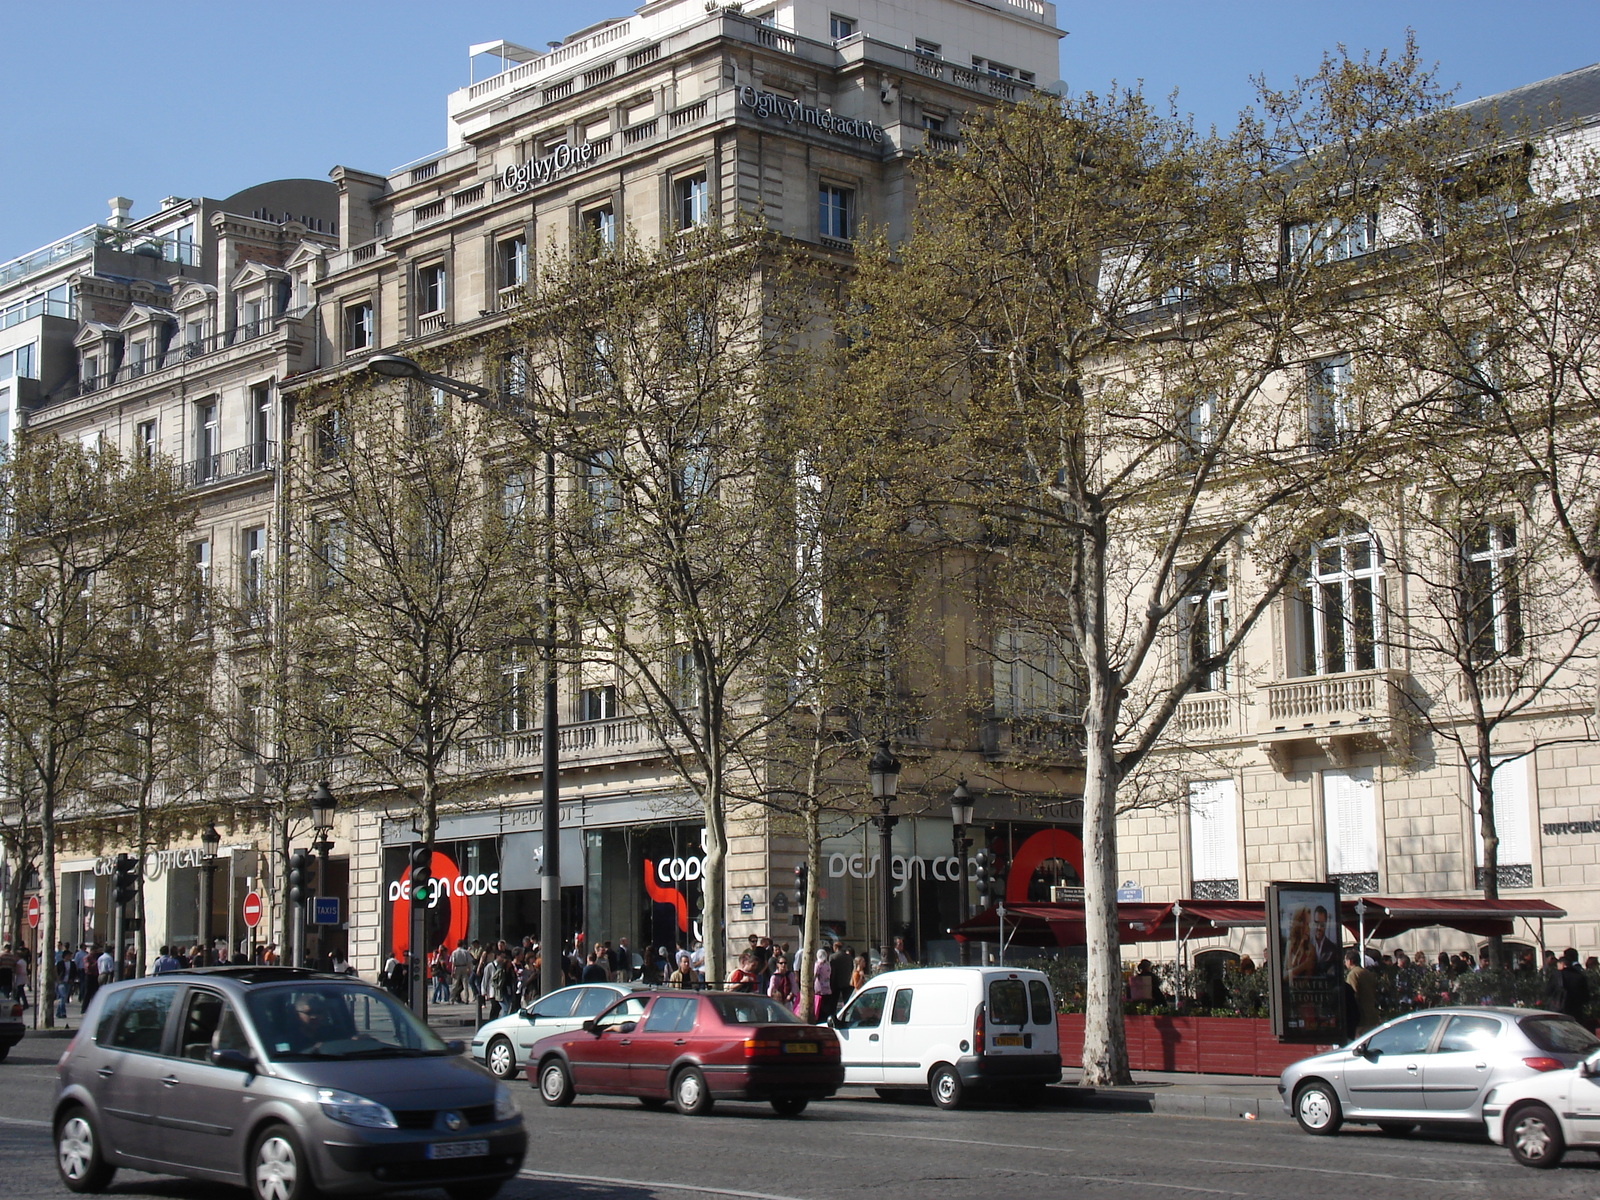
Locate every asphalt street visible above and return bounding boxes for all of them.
[4,1040,1599,1200]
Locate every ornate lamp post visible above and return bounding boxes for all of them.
[868,742,901,967]
[308,780,337,968]
[199,822,221,965]
[950,778,974,964]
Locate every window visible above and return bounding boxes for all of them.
[1180,392,1219,457]
[582,449,619,525]
[670,645,698,711]
[1184,564,1229,691]
[316,408,345,463]
[107,984,179,1054]
[127,340,149,379]
[1437,1014,1502,1054]
[418,264,447,315]
[838,986,885,1027]
[498,656,532,734]
[584,204,617,250]
[81,354,99,392]
[1028,979,1052,1025]
[1297,524,1382,675]
[578,684,618,722]
[922,113,945,133]
[136,419,158,467]
[1470,756,1532,889]
[676,173,710,230]
[499,236,528,289]
[988,978,1028,1026]
[829,13,855,39]
[237,685,263,762]
[584,331,614,392]
[500,470,528,529]
[1365,1013,1443,1056]
[242,526,266,608]
[411,385,447,439]
[344,301,373,353]
[1307,354,1353,448]
[571,988,614,1018]
[993,627,1073,718]
[196,401,219,481]
[189,540,211,620]
[313,517,346,596]
[250,383,272,469]
[819,184,854,240]
[1188,780,1239,900]
[915,39,941,57]
[500,352,529,402]
[1287,211,1377,264]
[890,989,914,1024]
[1464,520,1522,661]
[1323,766,1378,893]
[1448,329,1499,421]
[644,996,699,1033]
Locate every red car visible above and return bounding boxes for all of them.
[526,989,842,1116]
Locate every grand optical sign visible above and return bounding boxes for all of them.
[738,87,884,145]
[501,142,599,195]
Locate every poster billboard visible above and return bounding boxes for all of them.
[1266,881,1346,1043]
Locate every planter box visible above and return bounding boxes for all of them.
[1057,1013,1328,1078]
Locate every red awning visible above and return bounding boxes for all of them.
[1342,896,1567,939]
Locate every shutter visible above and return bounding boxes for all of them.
[1189,779,1238,882]
[1323,768,1376,875]
[1471,757,1531,867]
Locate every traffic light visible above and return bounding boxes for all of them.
[992,854,1009,903]
[409,843,432,900]
[793,863,807,926]
[112,853,138,907]
[288,849,311,907]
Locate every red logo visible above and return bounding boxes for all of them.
[644,859,689,933]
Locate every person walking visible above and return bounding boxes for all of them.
[767,954,796,1010]
[830,943,855,1009]
[1344,948,1380,1037]
[813,947,835,1023]
[1560,948,1591,1026]
[481,951,505,1021]
[450,940,473,1002]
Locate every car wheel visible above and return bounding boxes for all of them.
[486,1036,517,1081]
[537,1058,575,1107]
[1507,1103,1566,1169]
[1293,1080,1342,1135]
[639,1096,669,1110]
[930,1064,965,1110]
[1376,1122,1418,1137]
[56,1107,116,1193]
[771,1097,809,1117]
[249,1124,316,1200]
[673,1066,715,1116]
[0,1045,9,1062]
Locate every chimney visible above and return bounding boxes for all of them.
[107,196,133,229]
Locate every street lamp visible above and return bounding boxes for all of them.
[868,742,901,968]
[365,353,565,998]
[950,778,974,964]
[308,780,337,969]
[199,822,221,966]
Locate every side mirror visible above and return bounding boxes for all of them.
[444,1039,466,1056]
[209,1047,256,1073]
[582,1018,598,1035]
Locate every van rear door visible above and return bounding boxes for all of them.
[984,974,1036,1057]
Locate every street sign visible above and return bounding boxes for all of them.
[241,891,263,928]
[1116,881,1144,902]
[739,893,754,915]
[26,896,39,929]
[312,896,340,926]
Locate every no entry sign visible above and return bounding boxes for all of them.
[242,891,263,929]
[26,895,40,929]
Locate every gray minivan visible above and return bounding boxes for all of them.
[54,967,525,1200]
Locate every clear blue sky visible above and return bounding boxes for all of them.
[3,1,1598,265]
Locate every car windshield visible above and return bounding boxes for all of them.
[708,994,805,1025]
[247,984,447,1061]
[1521,1014,1600,1055]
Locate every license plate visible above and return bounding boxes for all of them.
[426,1140,489,1160]
[782,1041,819,1054]
[994,1034,1024,1047]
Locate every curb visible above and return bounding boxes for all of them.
[1062,1087,1280,1120]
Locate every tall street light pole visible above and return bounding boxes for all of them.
[199,822,221,964]
[867,742,901,969]
[308,780,337,968]
[950,778,974,965]
[367,354,565,997]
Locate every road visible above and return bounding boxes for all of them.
[3,1040,1598,1200]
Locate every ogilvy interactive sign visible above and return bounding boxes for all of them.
[738,87,885,144]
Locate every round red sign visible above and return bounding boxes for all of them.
[27,896,40,929]
[242,891,263,929]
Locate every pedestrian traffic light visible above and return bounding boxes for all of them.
[974,849,992,907]
[793,863,807,926]
[112,853,138,907]
[409,843,432,899]
[288,849,311,906]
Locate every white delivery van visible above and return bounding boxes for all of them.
[832,966,1061,1108]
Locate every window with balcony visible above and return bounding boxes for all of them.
[1183,564,1230,691]
[127,339,149,379]
[819,184,854,241]
[1470,756,1532,889]
[238,684,263,761]
[669,645,699,711]
[1323,766,1378,893]
[1295,524,1382,676]
[250,383,272,469]
[498,656,532,734]
[677,173,710,231]
[1307,354,1353,448]
[916,39,941,57]
[578,683,618,722]
[344,301,373,353]
[1464,520,1522,661]
[135,419,157,468]
[829,13,855,40]
[499,235,528,290]
[1188,779,1239,900]
[418,264,447,316]
[992,627,1075,718]
[196,401,219,482]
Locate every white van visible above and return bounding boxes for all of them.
[831,966,1061,1108]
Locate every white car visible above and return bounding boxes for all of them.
[1485,1045,1600,1168]
[471,982,644,1080]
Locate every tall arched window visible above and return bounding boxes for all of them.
[1297,524,1383,675]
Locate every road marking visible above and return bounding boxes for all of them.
[838,1128,1077,1153]
[1190,1158,1486,1187]
[520,1170,808,1200]
[0,1115,51,1128]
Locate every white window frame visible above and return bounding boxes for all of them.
[1308,353,1353,448]
[993,627,1072,718]
[1184,565,1230,691]
[1188,779,1239,897]
[677,173,710,231]
[344,301,374,353]
[499,236,528,289]
[418,264,447,316]
[829,13,855,40]
[1464,520,1522,660]
[242,526,266,607]
[1299,524,1383,676]
[819,184,854,240]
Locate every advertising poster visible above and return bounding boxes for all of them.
[1266,881,1345,1043]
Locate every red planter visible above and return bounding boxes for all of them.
[1056,1013,1327,1077]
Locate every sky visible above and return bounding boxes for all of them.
[3,1,1599,266]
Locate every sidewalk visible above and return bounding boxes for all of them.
[422,998,1285,1120]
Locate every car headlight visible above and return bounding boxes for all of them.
[317,1088,399,1129]
[493,1082,519,1122]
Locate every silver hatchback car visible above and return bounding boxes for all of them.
[54,967,526,1200]
[1280,1005,1600,1136]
